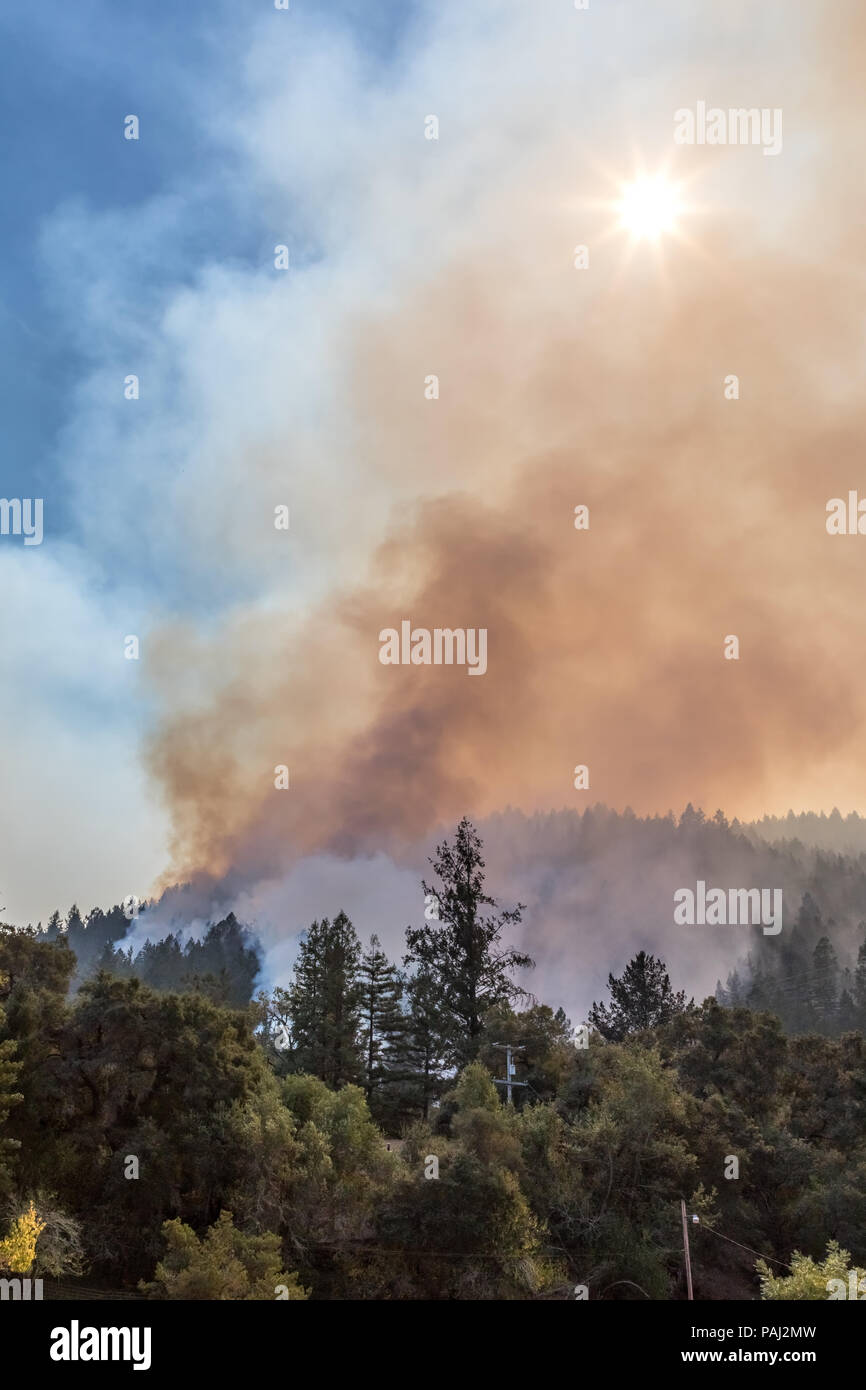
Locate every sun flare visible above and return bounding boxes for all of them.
[617,175,684,241]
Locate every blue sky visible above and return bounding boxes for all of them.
[0,0,414,530]
[0,0,452,930]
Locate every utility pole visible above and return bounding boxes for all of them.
[492,1043,528,1104]
[680,1199,694,1301]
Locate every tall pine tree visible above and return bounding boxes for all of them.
[810,936,839,1034]
[588,951,691,1041]
[854,934,866,1032]
[287,912,362,1088]
[390,967,451,1119]
[0,1006,22,1198]
[357,934,404,1101]
[404,818,533,1068]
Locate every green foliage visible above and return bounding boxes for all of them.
[757,1241,866,1300]
[100,914,261,1007]
[724,894,866,1037]
[453,1060,500,1114]
[2,824,865,1302]
[369,1131,559,1298]
[282,1073,391,1185]
[287,912,363,1087]
[589,951,692,1041]
[384,966,451,1124]
[0,1005,22,1198]
[451,1063,523,1170]
[143,1211,307,1300]
[557,1045,701,1298]
[0,928,73,1189]
[358,934,405,1106]
[478,1000,575,1103]
[21,971,273,1279]
[404,818,534,1067]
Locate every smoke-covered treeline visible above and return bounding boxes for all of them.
[718,891,866,1037]
[23,804,866,1037]
[431,805,866,1030]
[31,906,262,1010]
[742,809,866,855]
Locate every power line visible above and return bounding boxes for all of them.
[694,1222,791,1270]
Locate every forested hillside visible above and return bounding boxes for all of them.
[1,817,863,1300]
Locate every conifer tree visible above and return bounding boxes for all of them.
[404,818,533,1067]
[44,910,63,940]
[0,1007,22,1199]
[854,936,866,1031]
[588,951,691,1041]
[810,936,839,1033]
[357,935,404,1101]
[391,967,451,1119]
[287,912,362,1088]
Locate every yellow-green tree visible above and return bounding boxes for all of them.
[0,1201,45,1273]
[143,1210,308,1300]
[758,1241,866,1300]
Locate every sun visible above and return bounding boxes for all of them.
[617,175,684,242]
[575,159,706,274]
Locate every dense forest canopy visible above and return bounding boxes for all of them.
[1,814,864,1300]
